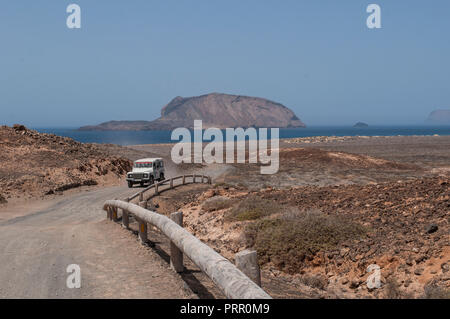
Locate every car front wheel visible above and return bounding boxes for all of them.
[127,181,133,188]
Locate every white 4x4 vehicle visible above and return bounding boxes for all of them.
[126,158,165,188]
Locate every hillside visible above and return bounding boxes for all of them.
[0,124,132,201]
[79,93,305,130]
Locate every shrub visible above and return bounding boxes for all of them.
[423,283,450,299]
[202,196,234,212]
[226,195,283,222]
[245,210,367,273]
[299,274,328,290]
[213,182,233,189]
[385,278,405,299]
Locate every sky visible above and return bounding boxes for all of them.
[0,0,449,127]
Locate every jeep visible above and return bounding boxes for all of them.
[126,158,165,188]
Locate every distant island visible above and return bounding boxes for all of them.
[78,93,306,131]
[353,122,369,128]
[426,110,450,125]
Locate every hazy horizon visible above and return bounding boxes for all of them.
[1,1,449,127]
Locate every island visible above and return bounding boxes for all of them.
[353,122,369,128]
[78,93,306,131]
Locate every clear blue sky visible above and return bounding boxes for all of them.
[1,0,449,127]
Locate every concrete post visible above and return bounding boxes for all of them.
[170,212,184,273]
[170,178,173,189]
[139,192,143,201]
[155,182,159,195]
[182,175,185,185]
[235,250,261,287]
[193,174,196,183]
[122,209,129,229]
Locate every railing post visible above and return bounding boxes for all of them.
[112,207,119,222]
[122,209,129,229]
[208,176,212,184]
[139,192,143,202]
[202,175,205,183]
[182,175,185,185]
[235,250,261,287]
[170,212,184,273]
[138,201,148,244]
[170,178,173,189]
[193,174,196,183]
[155,182,159,195]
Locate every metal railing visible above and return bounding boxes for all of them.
[103,193,272,299]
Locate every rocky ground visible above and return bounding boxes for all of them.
[142,139,449,299]
[0,125,138,202]
[1,128,448,299]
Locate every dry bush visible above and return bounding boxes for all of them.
[299,274,328,290]
[245,210,366,273]
[423,282,450,299]
[226,195,284,222]
[213,182,234,189]
[384,278,408,299]
[0,194,7,204]
[202,196,234,212]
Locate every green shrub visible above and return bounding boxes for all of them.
[245,210,367,273]
[226,195,283,222]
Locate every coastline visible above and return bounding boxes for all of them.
[32,126,450,146]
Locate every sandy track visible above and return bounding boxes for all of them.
[0,185,190,299]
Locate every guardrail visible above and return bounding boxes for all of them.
[127,174,212,204]
[103,199,272,299]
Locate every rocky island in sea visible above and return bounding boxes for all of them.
[78,93,306,131]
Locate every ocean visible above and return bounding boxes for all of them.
[34,126,450,146]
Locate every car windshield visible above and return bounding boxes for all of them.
[134,162,152,168]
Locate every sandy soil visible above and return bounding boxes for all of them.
[0,185,193,298]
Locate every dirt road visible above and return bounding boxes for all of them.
[0,185,191,299]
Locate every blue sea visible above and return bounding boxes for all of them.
[34,126,450,146]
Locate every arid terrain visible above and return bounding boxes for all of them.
[133,135,450,299]
[0,125,131,202]
[0,126,449,299]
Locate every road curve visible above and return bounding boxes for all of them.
[0,185,190,299]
